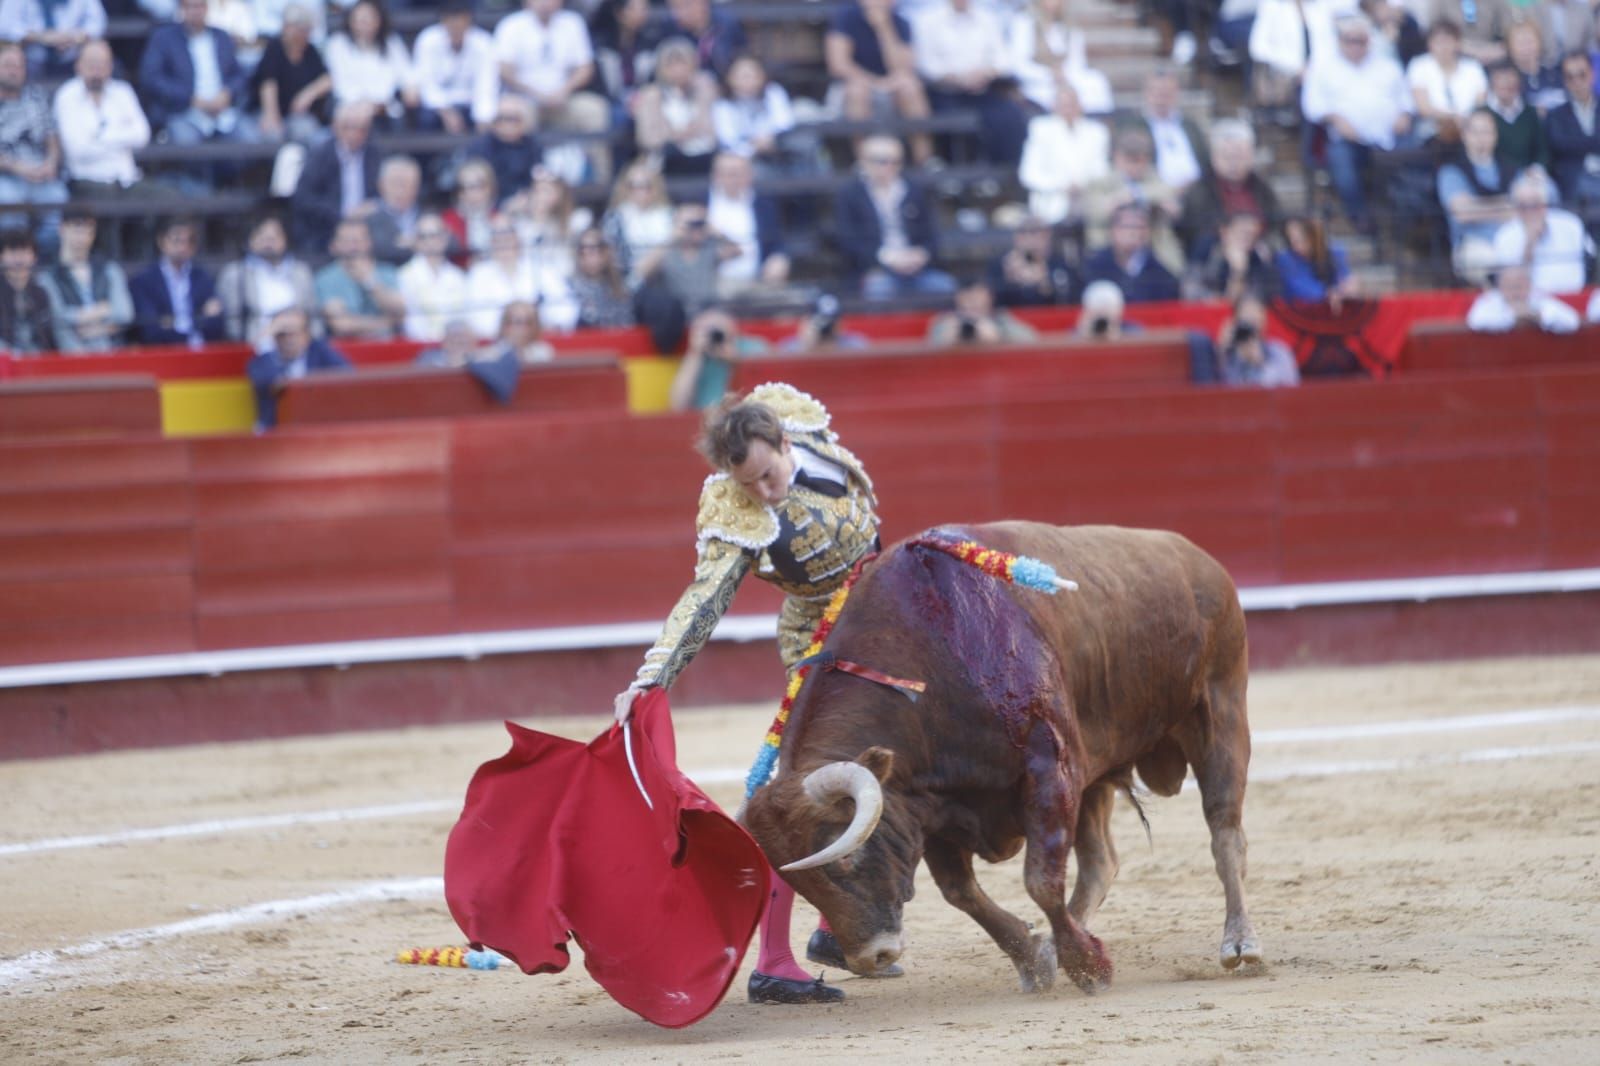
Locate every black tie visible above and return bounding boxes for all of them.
[793,469,846,498]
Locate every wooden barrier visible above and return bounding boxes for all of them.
[0,375,164,439]
[1399,322,1600,373]
[276,356,629,426]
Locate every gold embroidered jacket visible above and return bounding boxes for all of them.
[634,383,880,691]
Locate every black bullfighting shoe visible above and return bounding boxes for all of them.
[747,971,846,1005]
[806,928,905,978]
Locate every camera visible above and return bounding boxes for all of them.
[1021,250,1039,265]
[812,293,841,340]
[1232,322,1257,344]
[1089,316,1110,337]
[957,317,980,343]
[706,326,728,346]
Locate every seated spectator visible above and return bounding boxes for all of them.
[505,165,590,278]
[654,0,749,79]
[668,306,768,411]
[714,55,807,176]
[1074,279,1132,339]
[834,135,955,301]
[1429,0,1511,66]
[217,214,316,347]
[413,0,495,134]
[0,0,104,79]
[0,230,56,354]
[465,97,541,207]
[1437,108,1520,262]
[139,0,255,148]
[706,151,788,296]
[1275,215,1358,303]
[1006,0,1114,116]
[635,38,719,177]
[1485,61,1545,172]
[315,217,406,339]
[489,299,555,364]
[569,227,636,328]
[1081,203,1181,304]
[1301,15,1414,232]
[1190,212,1277,301]
[590,0,654,114]
[1178,118,1284,263]
[1359,0,1424,69]
[362,155,422,266]
[1545,51,1600,211]
[1018,83,1110,226]
[442,158,498,265]
[1466,262,1581,332]
[1126,68,1208,193]
[464,218,574,338]
[324,0,416,124]
[208,0,263,73]
[926,276,1038,346]
[1081,126,1184,275]
[655,200,737,313]
[986,214,1074,307]
[1405,20,1486,145]
[397,213,469,343]
[493,0,610,181]
[0,42,69,253]
[128,217,225,346]
[1215,290,1300,387]
[254,3,332,143]
[824,0,931,165]
[247,307,352,429]
[290,101,380,255]
[779,291,868,352]
[1492,170,1594,295]
[415,317,481,367]
[602,159,674,286]
[1506,21,1565,113]
[53,41,155,201]
[37,209,132,352]
[913,0,1029,167]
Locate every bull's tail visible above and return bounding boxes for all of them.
[1104,766,1153,847]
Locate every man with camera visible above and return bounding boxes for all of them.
[987,216,1075,308]
[925,276,1037,346]
[669,305,771,410]
[1215,290,1300,387]
[780,292,868,352]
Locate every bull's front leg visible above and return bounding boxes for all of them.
[1020,721,1113,993]
[924,839,1056,993]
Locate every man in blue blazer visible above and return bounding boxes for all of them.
[832,135,956,300]
[137,0,253,144]
[1545,52,1600,210]
[1081,203,1181,304]
[247,307,353,429]
[128,217,227,346]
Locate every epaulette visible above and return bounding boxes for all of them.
[695,472,779,551]
[745,382,832,437]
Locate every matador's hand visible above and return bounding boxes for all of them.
[614,683,651,725]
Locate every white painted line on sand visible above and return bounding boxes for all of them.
[1252,740,1600,782]
[4,705,1598,860]
[0,876,442,990]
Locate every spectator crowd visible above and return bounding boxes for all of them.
[3,0,1599,367]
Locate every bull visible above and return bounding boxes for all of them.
[743,522,1261,991]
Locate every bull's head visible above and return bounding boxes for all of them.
[744,747,920,976]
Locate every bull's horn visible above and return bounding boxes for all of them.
[779,762,885,872]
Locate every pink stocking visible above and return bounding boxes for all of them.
[754,870,813,981]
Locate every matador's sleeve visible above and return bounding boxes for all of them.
[634,537,755,691]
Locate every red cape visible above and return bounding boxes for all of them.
[444,689,769,1028]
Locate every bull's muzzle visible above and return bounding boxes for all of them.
[847,931,905,976]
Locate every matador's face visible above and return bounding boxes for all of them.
[731,437,795,509]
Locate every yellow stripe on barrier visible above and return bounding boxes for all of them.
[623,357,679,414]
[160,379,257,437]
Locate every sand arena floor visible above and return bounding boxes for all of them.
[3,655,1600,1064]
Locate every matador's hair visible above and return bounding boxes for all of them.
[697,394,785,471]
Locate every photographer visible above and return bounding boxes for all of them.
[780,292,868,352]
[987,215,1076,308]
[669,306,771,411]
[1215,291,1300,387]
[926,276,1037,346]
[1074,280,1134,341]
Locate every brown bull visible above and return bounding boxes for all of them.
[744,522,1261,992]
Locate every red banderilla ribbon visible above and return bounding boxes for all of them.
[791,651,926,702]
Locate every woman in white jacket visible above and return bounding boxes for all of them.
[1005,0,1113,115]
[1018,82,1109,224]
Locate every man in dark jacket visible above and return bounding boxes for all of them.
[0,229,56,354]
[291,102,382,255]
[1177,118,1283,263]
[128,216,226,346]
[832,135,955,300]
[1081,203,1181,304]
[247,306,353,429]
[1545,51,1600,210]
[463,95,542,206]
[137,0,253,143]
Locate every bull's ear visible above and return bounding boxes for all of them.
[855,746,895,784]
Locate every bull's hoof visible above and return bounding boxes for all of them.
[807,928,904,978]
[1220,935,1263,970]
[1016,933,1056,994]
[1063,935,1114,994]
[748,971,846,1005]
